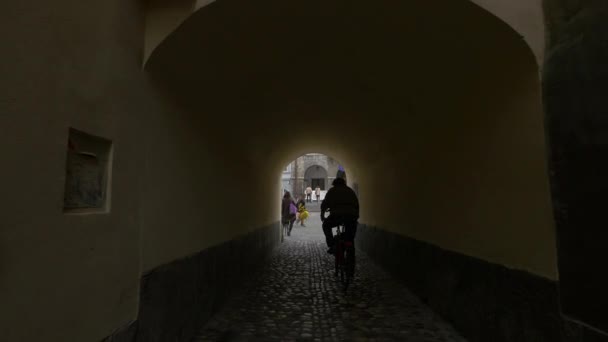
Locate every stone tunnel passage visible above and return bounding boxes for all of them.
[145,0,557,285]
[194,213,467,342]
[6,0,608,341]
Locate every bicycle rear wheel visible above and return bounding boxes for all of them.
[346,245,355,274]
[338,242,348,290]
[339,261,345,284]
[334,251,339,276]
[344,246,355,290]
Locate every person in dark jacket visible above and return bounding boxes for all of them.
[320,177,359,254]
[281,191,297,236]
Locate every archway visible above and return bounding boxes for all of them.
[140,1,554,339]
[142,0,545,67]
[281,153,349,203]
[304,164,328,191]
[4,0,562,341]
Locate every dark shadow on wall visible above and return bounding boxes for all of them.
[102,223,279,342]
[357,224,608,342]
[543,0,608,335]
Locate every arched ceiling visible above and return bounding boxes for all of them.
[143,0,544,66]
[143,0,540,190]
[142,0,553,278]
[144,0,540,174]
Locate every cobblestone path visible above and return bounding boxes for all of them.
[193,213,467,342]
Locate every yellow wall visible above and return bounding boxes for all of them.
[143,0,545,68]
[0,0,276,340]
[0,0,557,341]
[0,1,146,340]
[147,0,557,280]
[139,92,280,270]
[144,0,196,63]
[471,0,545,65]
[356,54,556,279]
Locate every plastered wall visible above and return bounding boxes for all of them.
[0,1,277,341]
[472,0,545,65]
[139,91,279,270]
[0,1,146,340]
[144,0,545,68]
[144,0,195,63]
[355,52,556,279]
[148,0,557,280]
[1,0,557,340]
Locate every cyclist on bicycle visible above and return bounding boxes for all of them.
[320,177,359,254]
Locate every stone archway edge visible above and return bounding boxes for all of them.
[143,0,544,67]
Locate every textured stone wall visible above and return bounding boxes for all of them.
[357,225,608,342]
[102,223,279,342]
[543,0,608,334]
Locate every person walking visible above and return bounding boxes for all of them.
[281,191,297,236]
[305,186,313,203]
[315,186,321,202]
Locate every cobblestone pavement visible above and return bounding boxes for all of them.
[193,213,468,342]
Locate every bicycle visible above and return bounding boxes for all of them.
[333,223,356,291]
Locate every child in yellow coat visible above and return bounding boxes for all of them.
[297,202,309,227]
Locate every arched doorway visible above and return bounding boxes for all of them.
[304,165,328,191]
[280,153,349,203]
